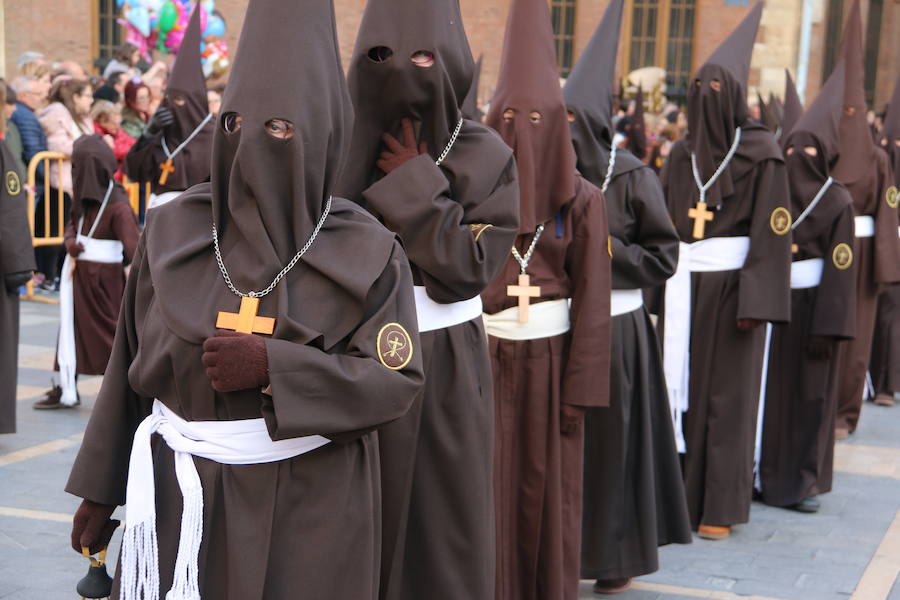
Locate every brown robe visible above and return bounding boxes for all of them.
[484,176,611,600]
[65,189,425,599]
[581,164,692,580]
[360,124,519,600]
[0,139,36,434]
[661,129,792,529]
[871,284,900,395]
[61,198,139,375]
[761,188,857,506]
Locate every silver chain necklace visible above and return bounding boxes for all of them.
[213,196,332,299]
[511,224,546,275]
[161,113,214,161]
[602,144,618,193]
[690,127,742,206]
[435,119,464,166]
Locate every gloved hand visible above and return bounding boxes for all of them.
[560,404,586,434]
[65,237,85,258]
[202,330,269,393]
[4,271,32,293]
[71,499,119,555]
[377,118,428,174]
[807,336,834,360]
[736,319,764,332]
[145,106,174,136]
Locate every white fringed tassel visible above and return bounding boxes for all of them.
[166,452,204,600]
[119,517,161,600]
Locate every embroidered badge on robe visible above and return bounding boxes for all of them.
[833,243,853,270]
[5,171,20,195]
[887,186,899,209]
[377,323,414,370]
[469,223,494,241]
[770,207,792,236]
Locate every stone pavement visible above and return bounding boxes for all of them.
[2,300,900,599]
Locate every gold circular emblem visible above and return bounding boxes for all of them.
[833,243,853,270]
[377,323,414,371]
[770,207,792,236]
[887,186,899,209]
[5,171,21,196]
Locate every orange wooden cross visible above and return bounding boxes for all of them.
[158,159,175,185]
[216,297,276,335]
[507,274,541,324]
[688,201,714,240]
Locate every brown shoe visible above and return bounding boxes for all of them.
[33,386,80,410]
[835,427,850,441]
[874,394,897,407]
[698,525,730,540]
[593,578,632,595]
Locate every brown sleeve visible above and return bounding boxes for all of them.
[0,144,36,276]
[811,201,857,339]
[362,154,520,303]
[123,134,164,185]
[110,202,141,264]
[563,183,612,407]
[65,235,153,506]
[261,241,425,441]
[873,155,900,284]
[610,167,680,290]
[737,158,792,323]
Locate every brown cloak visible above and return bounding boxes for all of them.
[0,139,36,434]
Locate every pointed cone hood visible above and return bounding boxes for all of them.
[881,73,900,142]
[704,1,763,89]
[338,0,474,201]
[461,55,483,121]
[781,70,803,139]
[212,0,353,271]
[790,60,845,166]
[833,0,875,184]
[487,0,577,233]
[629,85,648,159]
[758,91,778,133]
[167,4,206,103]
[768,92,784,125]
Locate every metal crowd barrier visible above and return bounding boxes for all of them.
[22,151,68,304]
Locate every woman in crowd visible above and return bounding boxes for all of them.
[121,80,151,139]
[102,43,141,80]
[91,100,135,179]
[38,78,94,198]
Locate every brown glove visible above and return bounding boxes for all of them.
[376,118,428,174]
[65,237,85,258]
[71,499,119,555]
[560,404,586,434]
[202,330,269,393]
[807,336,834,360]
[736,319,764,332]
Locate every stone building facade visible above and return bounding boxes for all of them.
[2,0,898,111]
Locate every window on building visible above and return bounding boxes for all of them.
[551,0,578,76]
[94,0,124,63]
[623,0,696,103]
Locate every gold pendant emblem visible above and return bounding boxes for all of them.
[5,171,21,195]
[468,223,494,241]
[377,323,414,371]
[770,207,792,236]
[886,186,899,209]
[833,243,853,270]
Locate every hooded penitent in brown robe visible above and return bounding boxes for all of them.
[462,55,484,122]
[65,1,424,598]
[760,63,857,509]
[339,1,519,599]
[124,5,212,199]
[869,74,900,400]
[781,70,803,141]
[0,139,36,434]
[62,135,139,375]
[832,0,900,434]
[659,3,792,532]
[563,0,690,587]
[483,0,611,598]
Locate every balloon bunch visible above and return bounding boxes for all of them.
[118,0,230,77]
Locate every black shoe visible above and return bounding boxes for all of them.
[593,578,632,594]
[789,496,820,513]
[33,385,80,410]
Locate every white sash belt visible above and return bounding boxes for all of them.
[413,286,483,333]
[57,235,126,406]
[611,289,643,317]
[147,190,185,210]
[483,298,571,341]
[121,400,330,600]
[790,258,824,289]
[663,237,750,453]
[855,215,875,238]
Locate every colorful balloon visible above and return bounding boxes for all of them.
[157,0,178,33]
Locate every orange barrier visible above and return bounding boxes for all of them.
[22,151,68,304]
[122,175,151,216]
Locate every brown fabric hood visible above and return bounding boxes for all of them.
[461,54,483,122]
[879,72,900,184]
[487,0,577,233]
[71,134,127,221]
[338,0,474,202]
[781,70,803,140]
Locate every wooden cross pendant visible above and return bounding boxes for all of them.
[158,159,175,185]
[216,297,276,335]
[688,201,714,240]
[507,273,541,324]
